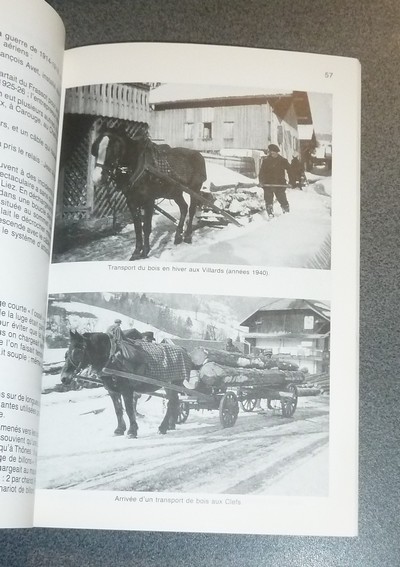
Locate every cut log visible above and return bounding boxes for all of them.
[297,387,320,397]
[191,347,265,369]
[190,347,300,372]
[198,362,286,388]
[283,370,306,383]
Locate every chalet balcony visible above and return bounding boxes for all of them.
[64,83,150,122]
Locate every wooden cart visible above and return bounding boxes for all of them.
[102,367,241,428]
[178,381,299,425]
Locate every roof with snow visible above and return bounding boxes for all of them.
[150,84,290,104]
[150,85,313,123]
[240,299,330,327]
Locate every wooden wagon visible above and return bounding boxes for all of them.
[176,346,320,425]
[177,380,300,426]
[101,361,307,429]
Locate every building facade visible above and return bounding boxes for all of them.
[240,299,330,374]
[149,85,313,165]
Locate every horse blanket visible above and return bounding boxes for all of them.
[120,341,192,384]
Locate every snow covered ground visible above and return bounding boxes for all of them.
[157,186,331,268]
[54,165,331,269]
[36,380,329,496]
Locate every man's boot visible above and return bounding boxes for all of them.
[266,205,274,219]
[282,204,290,214]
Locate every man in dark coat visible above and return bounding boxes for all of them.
[142,331,156,342]
[259,144,293,218]
[225,338,240,353]
[290,155,306,189]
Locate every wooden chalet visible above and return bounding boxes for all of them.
[149,85,314,174]
[55,83,150,228]
[240,299,330,374]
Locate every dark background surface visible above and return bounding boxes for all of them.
[1,1,399,565]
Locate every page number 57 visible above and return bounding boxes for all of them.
[325,72,333,78]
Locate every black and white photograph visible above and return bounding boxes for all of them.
[38,291,330,496]
[53,84,332,269]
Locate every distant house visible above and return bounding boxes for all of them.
[149,85,313,171]
[240,299,330,374]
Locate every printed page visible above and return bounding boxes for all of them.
[0,0,64,527]
[34,43,359,536]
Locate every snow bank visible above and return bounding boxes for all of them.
[158,187,331,268]
[203,162,256,189]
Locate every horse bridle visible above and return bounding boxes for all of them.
[65,344,88,377]
[94,132,150,187]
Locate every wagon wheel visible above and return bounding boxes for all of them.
[176,401,190,424]
[219,391,239,428]
[281,384,298,418]
[240,398,257,412]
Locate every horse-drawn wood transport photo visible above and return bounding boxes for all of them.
[52,83,332,269]
[38,293,330,495]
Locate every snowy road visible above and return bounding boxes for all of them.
[37,386,329,496]
[53,183,331,269]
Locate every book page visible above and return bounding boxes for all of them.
[0,0,64,527]
[35,43,359,536]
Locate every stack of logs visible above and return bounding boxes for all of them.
[189,347,305,389]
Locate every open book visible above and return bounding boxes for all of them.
[0,0,360,536]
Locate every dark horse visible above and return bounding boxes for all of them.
[61,330,192,438]
[91,126,207,260]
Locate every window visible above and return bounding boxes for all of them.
[223,121,234,140]
[184,122,194,140]
[304,316,314,330]
[203,122,212,140]
[277,125,283,145]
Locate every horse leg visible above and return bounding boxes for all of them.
[183,194,198,243]
[109,392,126,436]
[173,193,188,245]
[159,390,179,435]
[122,389,138,439]
[127,203,143,260]
[141,202,154,258]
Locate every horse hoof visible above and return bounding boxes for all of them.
[127,433,137,439]
[130,253,141,261]
[183,236,192,244]
[174,235,183,245]
[158,428,167,435]
[114,429,126,436]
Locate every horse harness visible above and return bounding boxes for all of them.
[95,132,178,198]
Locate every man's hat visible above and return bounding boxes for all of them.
[268,144,280,153]
[142,331,155,341]
[114,319,122,324]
